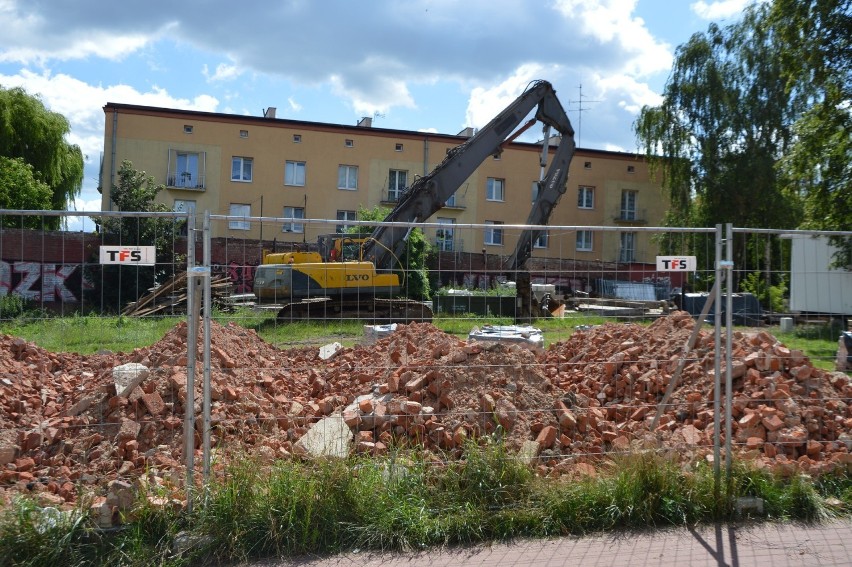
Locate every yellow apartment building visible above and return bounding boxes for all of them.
[99,103,667,265]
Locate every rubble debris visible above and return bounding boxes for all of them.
[0,312,850,522]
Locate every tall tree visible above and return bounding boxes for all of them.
[770,0,852,266]
[634,4,803,232]
[0,157,53,228]
[91,161,185,312]
[0,86,84,227]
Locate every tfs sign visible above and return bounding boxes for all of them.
[656,256,697,272]
[99,246,156,266]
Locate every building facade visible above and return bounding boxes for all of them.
[100,103,667,265]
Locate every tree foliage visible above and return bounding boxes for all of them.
[91,161,185,312]
[0,86,84,226]
[635,0,851,281]
[0,157,53,228]
[352,205,432,300]
[770,0,852,266]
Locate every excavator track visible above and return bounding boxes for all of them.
[275,297,433,323]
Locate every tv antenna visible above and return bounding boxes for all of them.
[569,84,600,147]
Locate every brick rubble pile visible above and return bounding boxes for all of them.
[0,312,850,517]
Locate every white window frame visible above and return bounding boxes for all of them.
[484,221,504,246]
[619,232,636,263]
[388,169,407,201]
[231,157,253,182]
[534,231,549,249]
[229,203,251,230]
[338,165,358,190]
[621,190,638,220]
[576,230,593,252]
[283,206,305,233]
[285,161,306,186]
[173,199,196,215]
[436,217,455,251]
[486,178,505,202]
[336,210,357,233]
[578,186,595,209]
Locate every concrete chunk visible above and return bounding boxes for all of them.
[294,416,352,458]
[113,363,150,397]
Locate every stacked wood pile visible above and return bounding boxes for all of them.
[121,273,235,316]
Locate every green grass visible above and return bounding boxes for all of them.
[773,321,846,371]
[2,310,844,367]
[1,449,849,566]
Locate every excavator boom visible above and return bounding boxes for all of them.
[362,80,575,273]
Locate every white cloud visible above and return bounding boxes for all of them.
[553,0,673,78]
[203,62,243,83]
[691,0,750,20]
[287,97,302,113]
[465,64,555,131]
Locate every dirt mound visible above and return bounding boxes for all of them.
[0,313,850,513]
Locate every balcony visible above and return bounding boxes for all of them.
[434,237,464,252]
[168,172,206,191]
[611,207,647,225]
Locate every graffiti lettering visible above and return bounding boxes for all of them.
[0,261,91,303]
[227,261,257,294]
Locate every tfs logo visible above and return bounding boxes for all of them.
[106,249,143,262]
[660,258,688,270]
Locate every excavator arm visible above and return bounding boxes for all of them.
[361,80,575,273]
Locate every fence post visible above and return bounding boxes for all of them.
[202,210,212,490]
[713,224,723,498]
[724,223,734,484]
[184,213,197,514]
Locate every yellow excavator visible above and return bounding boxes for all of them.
[253,79,576,322]
[253,234,430,321]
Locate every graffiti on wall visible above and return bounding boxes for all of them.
[0,261,93,302]
[224,260,258,294]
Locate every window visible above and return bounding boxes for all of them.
[584,161,592,169]
[336,210,356,233]
[436,217,455,251]
[231,157,253,182]
[484,221,503,246]
[576,230,593,252]
[285,161,306,186]
[168,150,205,189]
[174,200,196,236]
[395,143,403,152]
[627,165,635,173]
[338,165,358,190]
[293,134,302,143]
[229,203,251,230]
[578,186,595,209]
[621,190,638,220]
[619,232,636,263]
[344,139,354,148]
[486,178,505,201]
[388,169,407,201]
[534,231,549,249]
[183,125,193,134]
[239,130,248,138]
[283,206,305,233]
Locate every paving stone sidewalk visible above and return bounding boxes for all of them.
[247,520,852,567]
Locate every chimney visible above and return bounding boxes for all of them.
[357,116,373,128]
[457,127,476,138]
[263,107,277,119]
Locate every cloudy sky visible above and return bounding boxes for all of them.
[0,0,751,222]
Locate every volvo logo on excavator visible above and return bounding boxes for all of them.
[345,274,370,282]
